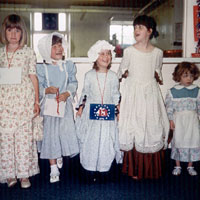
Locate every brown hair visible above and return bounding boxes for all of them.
[133,15,159,40]
[52,35,62,46]
[93,50,112,71]
[172,62,200,82]
[93,62,111,71]
[0,14,27,47]
[51,35,65,60]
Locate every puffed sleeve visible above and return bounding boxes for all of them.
[76,72,90,109]
[165,89,174,120]
[36,64,46,101]
[66,61,78,99]
[111,72,120,105]
[155,49,163,81]
[117,47,130,79]
[28,48,37,75]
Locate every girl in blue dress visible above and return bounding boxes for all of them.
[76,40,122,177]
[165,62,200,176]
[37,32,79,183]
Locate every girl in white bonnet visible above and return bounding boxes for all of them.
[76,40,122,181]
[36,32,79,183]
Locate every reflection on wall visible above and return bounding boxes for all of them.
[71,12,110,57]
[150,0,183,52]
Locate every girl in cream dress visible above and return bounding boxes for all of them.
[118,15,169,179]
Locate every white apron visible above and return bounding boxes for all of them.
[173,110,200,148]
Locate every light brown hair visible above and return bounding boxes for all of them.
[93,62,111,71]
[93,50,112,71]
[0,14,27,47]
[172,62,200,82]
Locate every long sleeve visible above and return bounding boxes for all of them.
[165,89,174,120]
[66,61,78,98]
[111,73,120,105]
[36,64,46,102]
[76,72,90,108]
[155,49,163,82]
[117,48,130,79]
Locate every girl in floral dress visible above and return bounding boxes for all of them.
[165,62,200,176]
[118,15,169,179]
[0,14,40,188]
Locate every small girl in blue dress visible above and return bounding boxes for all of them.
[165,62,200,176]
[76,40,122,179]
[37,32,79,183]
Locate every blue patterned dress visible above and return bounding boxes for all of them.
[36,61,79,159]
[165,84,200,162]
[76,69,122,172]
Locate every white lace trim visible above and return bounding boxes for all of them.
[120,141,164,153]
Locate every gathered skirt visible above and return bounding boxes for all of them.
[122,148,165,179]
[38,100,79,159]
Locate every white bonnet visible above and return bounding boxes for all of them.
[87,40,115,62]
[37,32,67,63]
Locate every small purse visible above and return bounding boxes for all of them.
[32,116,43,141]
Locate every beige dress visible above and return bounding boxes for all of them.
[0,46,39,183]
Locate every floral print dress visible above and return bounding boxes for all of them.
[0,46,39,183]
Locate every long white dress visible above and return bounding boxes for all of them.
[118,46,169,153]
[76,69,122,172]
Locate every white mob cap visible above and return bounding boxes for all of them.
[37,32,67,64]
[87,40,116,62]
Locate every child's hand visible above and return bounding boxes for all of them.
[45,86,58,94]
[58,92,70,102]
[76,107,83,117]
[116,104,120,121]
[154,71,163,85]
[170,120,175,130]
[33,103,40,117]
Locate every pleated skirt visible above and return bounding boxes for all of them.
[122,148,165,179]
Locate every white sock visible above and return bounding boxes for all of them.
[50,164,59,176]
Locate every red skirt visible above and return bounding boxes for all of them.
[122,148,165,179]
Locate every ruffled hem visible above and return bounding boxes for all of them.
[120,141,164,153]
[135,142,164,153]
[0,168,40,184]
[171,147,200,162]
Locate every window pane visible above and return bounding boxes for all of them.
[59,13,66,31]
[110,25,122,44]
[34,13,42,31]
[122,25,135,45]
